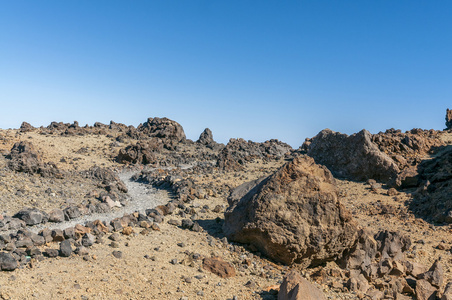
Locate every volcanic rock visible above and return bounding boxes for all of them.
[305,129,399,183]
[136,117,186,149]
[446,108,452,130]
[59,240,73,257]
[202,257,236,278]
[19,122,34,132]
[409,146,452,223]
[217,138,292,171]
[223,155,359,266]
[0,252,18,271]
[278,270,326,300]
[116,141,160,165]
[14,208,47,225]
[8,141,62,178]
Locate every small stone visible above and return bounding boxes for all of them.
[81,233,96,247]
[170,259,178,265]
[112,251,122,259]
[51,229,65,242]
[45,249,59,258]
[59,240,72,257]
[49,209,65,223]
[122,227,134,235]
[108,233,120,241]
[110,242,120,248]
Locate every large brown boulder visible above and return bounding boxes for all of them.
[223,155,359,266]
[305,129,399,183]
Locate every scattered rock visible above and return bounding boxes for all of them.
[278,270,326,300]
[59,240,73,257]
[202,257,236,278]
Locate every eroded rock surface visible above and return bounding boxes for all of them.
[224,155,359,266]
[304,129,399,183]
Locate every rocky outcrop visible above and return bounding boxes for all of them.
[7,141,62,178]
[84,166,128,195]
[409,146,452,223]
[116,141,161,165]
[371,128,443,187]
[446,108,452,130]
[197,128,214,145]
[135,117,186,149]
[304,129,399,183]
[19,122,34,132]
[223,155,359,266]
[217,138,292,171]
[278,270,327,300]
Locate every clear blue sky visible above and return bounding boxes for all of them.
[1,1,451,147]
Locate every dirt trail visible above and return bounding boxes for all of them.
[21,171,172,234]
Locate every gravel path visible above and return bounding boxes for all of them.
[25,171,172,233]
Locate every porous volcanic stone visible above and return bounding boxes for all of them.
[305,129,399,182]
[224,155,359,266]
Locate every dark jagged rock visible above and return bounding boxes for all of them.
[446,108,452,130]
[59,240,73,257]
[409,146,452,223]
[305,129,399,183]
[14,208,48,226]
[217,138,292,172]
[371,128,444,187]
[133,117,186,149]
[84,166,128,194]
[196,128,222,150]
[0,252,18,271]
[116,141,161,165]
[7,141,63,178]
[223,155,359,266]
[19,122,34,132]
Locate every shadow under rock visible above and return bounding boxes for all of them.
[195,218,225,239]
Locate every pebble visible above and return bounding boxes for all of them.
[112,251,122,259]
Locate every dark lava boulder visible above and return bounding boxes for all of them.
[304,129,399,183]
[197,128,214,145]
[223,155,359,266]
[446,108,452,130]
[0,252,18,271]
[409,146,452,223]
[8,141,62,178]
[19,122,34,132]
[137,117,186,149]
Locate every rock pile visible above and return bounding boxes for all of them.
[409,146,452,223]
[223,155,359,266]
[371,128,443,187]
[217,138,292,171]
[303,129,400,183]
[116,141,162,165]
[7,141,62,178]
